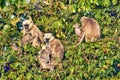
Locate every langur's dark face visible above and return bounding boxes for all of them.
[22,20,33,30]
[45,38,50,43]
[44,33,54,43]
[24,24,29,29]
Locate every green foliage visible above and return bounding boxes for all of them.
[0,0,120,80]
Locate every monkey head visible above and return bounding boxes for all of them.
[80,16,88,25]
[73,23,80,28]
[44,33,54,43]
[22,20,33,30]
[73,23,83,33]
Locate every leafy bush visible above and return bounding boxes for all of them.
[0,0,120,80]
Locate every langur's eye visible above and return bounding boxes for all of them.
[47,61,49,63]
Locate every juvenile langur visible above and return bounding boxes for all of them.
[38,45,54,71]
[21,32,34,46]
[80,16,101,42]
[22,19,44,47]
[73,23,85,44]
[44,33,64,69]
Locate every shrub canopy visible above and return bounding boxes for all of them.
[0,0,120,80]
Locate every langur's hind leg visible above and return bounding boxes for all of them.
[32,37,39,47]
[79,32,85,44]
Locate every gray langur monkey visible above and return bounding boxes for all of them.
[73,16,101,43]
[44,33,64,70]
[21,19,44,47]
[38,45,54,71]
[80,16,101,42]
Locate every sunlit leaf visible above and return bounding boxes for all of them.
[0,0,120,80]
[10,18,20,26]
[112,0,118,5]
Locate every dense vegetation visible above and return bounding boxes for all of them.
[0,0,120,80]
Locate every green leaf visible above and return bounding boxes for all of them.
[112,0,117,5]
[10,62,19,69]
[27,73,32,79]
[0,0,6,8]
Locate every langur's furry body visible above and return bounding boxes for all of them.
[80,16,101,42]
[44,33,64,69]
[38,45,54,71]
[73,17,101,43]
[21,20,44,47]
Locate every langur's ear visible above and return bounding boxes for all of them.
[30,20,33,23]
[27,15,32,20]
[27,15,33,23]
[42,33,45,37]
[80,27,82,30]
[79,25,84,32]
